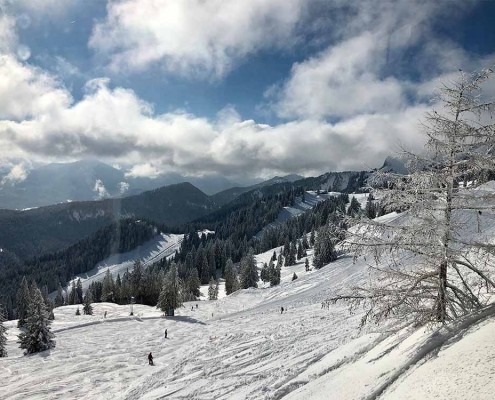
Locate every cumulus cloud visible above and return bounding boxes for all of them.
[89,0,306,79]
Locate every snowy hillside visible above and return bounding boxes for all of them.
[4,188,495,399]
[64,233,183,293]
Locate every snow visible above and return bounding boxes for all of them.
[63,233,183,293]
[5,187,495,399]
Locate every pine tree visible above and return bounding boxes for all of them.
[292,272,298,281]
[224,259,240,295]
[347,196,361,217]
[54,283,65,307]
[69,281,77,305]
[313,224,337,269]
[0,304,7,357]
[17,277,31,328]
[309,228,316,247]
[272,251,277,262]
[270,256,282,286]
[208,277,218,300]
[365,193,377,219]
[83,292,93,315]
[18,287,55,354]
[214,279,219,300]
[297,241,304,260]
[185,268,201,300]
[75,307,80,316]
[76,279,83,304]
[260,262,270,283]
[334,68,495,325]
[157,265,183,314]
[305,258,310,272]
[101,269,115,303]
[240,251,258,289]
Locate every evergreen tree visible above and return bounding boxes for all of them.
[18,287,55,354]
[54,283,65,307]
[224,259,240,295]
[101,269,115,303]
[365,193,377,219]
[214,279,219,300]
[305,258,310,272]
[0,304,7,357]
[313,224,337,269]
[75,307,80,316]
[347,196,361,217]
[76,279,83,304]
[185,268,201,300]
[157,265,183,314]
[83,292,93,315]
[240,251,258,289]
[272,251,277,262]
[16,277,31,328]
[297,241,304,260]
[208,278,218,300]
[69,281,77,305]
[292,272,298,281]
[270,257,282,286]
[309,228,316,247]
[260,262,270,283]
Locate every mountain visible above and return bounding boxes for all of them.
[211,174,305,206]
[0,182,214,259]
[0,160,241,209]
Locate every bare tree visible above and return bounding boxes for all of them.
[332,68,495,326]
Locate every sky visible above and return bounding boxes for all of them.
[0,0,494,183]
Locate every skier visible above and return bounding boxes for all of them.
[148,352,154,365]
[164,329,167,339]
[196,304,198,309]
[281,307,284,314]
[104,311,107,318]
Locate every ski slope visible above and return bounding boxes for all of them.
[4,190,495,399]
[64,233,183,293]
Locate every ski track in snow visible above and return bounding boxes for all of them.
[4,204,495,399]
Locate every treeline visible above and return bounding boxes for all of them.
[0,219,157,319]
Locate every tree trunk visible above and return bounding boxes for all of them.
[436,260,447,322]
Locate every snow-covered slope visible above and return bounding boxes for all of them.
[4,192,495,399]
[64,232,183,293]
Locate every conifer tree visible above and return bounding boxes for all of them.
[54,283,65,307]
[292,272,298,281]
[313,224,337,269]
[18,287,55,354]
[305,258,310,272]
[185,268,201,300]
[347,196,361,217]
[76,279,83,304]
[240,251,258,289]
[260,262,270,283]
[309,228,316,247]
[101,269,115,303]
[365,193,377,219]
[0,304,7,357]
[75,306,80,316]
[208,277,218,300]
[224,259,240,295]
[69,281,77,305]
[83,292,93,315]
[157,265,183,314]
[16,277,31,328]
[270,256,282,286]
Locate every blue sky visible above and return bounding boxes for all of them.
[1,0,494,183]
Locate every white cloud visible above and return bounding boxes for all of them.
[0,55,71,120]
[89,0,306,79]
[118,181,129,195]
[93,179,109,199]
[1,162,29,185]
[271,32,406,119]
[125,163,161,179]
